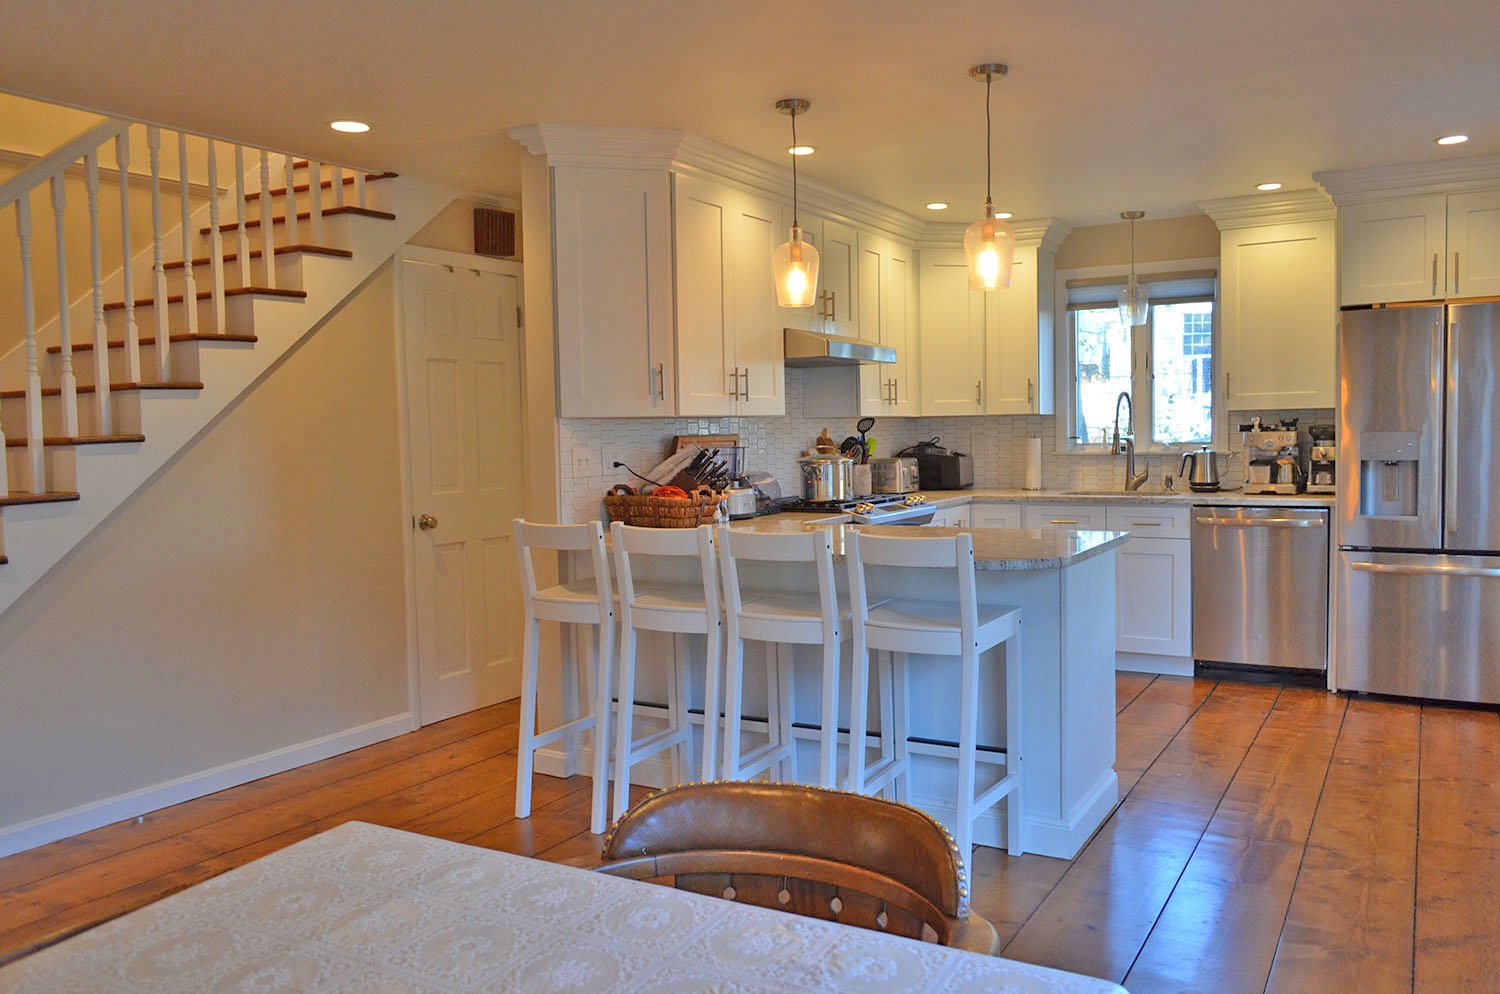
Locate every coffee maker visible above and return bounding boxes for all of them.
[1307,424,1335,493]
[1241,418,1306,495]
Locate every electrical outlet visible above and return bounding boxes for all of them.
[572,445,599,478]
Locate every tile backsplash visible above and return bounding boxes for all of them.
[558,369,1331,522]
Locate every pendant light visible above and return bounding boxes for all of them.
[1117,210,1149,326]
[964,64,1015,291]
[772,98,819,308]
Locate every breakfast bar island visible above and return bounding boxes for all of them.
[727,520,1127,859]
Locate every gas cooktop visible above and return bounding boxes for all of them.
[778,493,936,525]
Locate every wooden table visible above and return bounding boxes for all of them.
[0,821,1130,993]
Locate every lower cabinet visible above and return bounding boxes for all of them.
[969,503,1022,529]
[927,504,970,527]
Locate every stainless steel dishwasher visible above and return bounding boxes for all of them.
[1191,506,1330,670]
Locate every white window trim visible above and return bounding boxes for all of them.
[1052,255,1223,457]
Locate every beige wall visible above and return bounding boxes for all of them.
[0,263,409,830]
[1055,213,1220,270]
[409,197,522,261]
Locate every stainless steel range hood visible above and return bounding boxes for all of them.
[783,327,895,367]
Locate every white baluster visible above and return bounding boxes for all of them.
[116,132,140,384]
[206,139,226,335]
[307,158,323,245]
[86,150,113,435]
[259,150,276,289]
[16,197,45,492]
[283,153,298,244]
[52,175,79,438]
[355,170,366,209]
[332,165,345,208]
[147,127,170,383]
[178,133,198,337]
[233,144,250,287]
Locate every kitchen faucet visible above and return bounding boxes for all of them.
[1112,391,1149,491]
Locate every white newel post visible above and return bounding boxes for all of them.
[307,158,323,245]
[259,150,276,289]
[15,197,44,492]
[51,175,79,437]
[85,151,113,435]
[177,133,198,337]
[233,144,250,288]
[283,153,299,245]
[206,139,226,335]
[147,126,170,383]
[115,132,140,384]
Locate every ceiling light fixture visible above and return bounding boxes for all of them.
[329,120,370,134]
[788,145,815,156]
[1118,210,1149,327]
[995,211,1014,220]
[964,63,1015,291]
[926,202,949,211]
[772,98,820,309]
[1436,134,1470,146]
[1256,182,1283,192]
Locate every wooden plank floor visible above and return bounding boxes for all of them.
[2,673,1497,992]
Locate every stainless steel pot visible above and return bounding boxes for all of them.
[798,453,853,502]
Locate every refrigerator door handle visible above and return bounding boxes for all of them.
[1351,561,1500,580]
[1446,318,1459,535]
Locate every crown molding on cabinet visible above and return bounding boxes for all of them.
[916,218,1071,253]
[1197,189,1335,229]
[1313,153,1500,205]
[506,124,687,169]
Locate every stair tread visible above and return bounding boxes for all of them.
[0,491,80,507]
[201,205,396,235]
[0,381,203,399]
[104,287,305,311]
[243,172,397,203]
[48,333,257,354]
[163,244,353,270]
[5,434,145,448]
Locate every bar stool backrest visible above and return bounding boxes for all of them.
[847,531,979,637]
[716,527,840,641]
[611,522,720,621]
[512,518,613,623]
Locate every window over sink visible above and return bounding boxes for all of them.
[1059,265,1219,454]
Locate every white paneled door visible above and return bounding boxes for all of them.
[402,252,525,725]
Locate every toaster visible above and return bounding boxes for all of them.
[869,457,919,494]
[916,451,974,490]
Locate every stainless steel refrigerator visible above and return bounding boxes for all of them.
[1336,300,1500,704]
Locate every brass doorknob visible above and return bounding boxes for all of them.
[416,514,438,531]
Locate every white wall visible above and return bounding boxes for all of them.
[0,263,410,840]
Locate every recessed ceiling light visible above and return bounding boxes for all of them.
[926,202,949,211]
[995,211,1014,220]
[1256,182,1283,192]
[329,120,371,134]
[787,145,815,156]
[1436,134,1469,146]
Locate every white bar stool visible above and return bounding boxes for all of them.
[845,529,1024,858]
[610,522,723,821]
[716,525,848,789]
[513,518,615,835]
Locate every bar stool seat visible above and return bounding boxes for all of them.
[513,518,616,836]
[845,529,1024,860]
[611,522,723,824]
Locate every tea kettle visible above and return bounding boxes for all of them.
[1180,445,1222,492]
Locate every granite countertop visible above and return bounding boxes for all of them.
[725,514,1129,570]
[914,487,1336,508]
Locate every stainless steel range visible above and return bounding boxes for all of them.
[780,493,936,525]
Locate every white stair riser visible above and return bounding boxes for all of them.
[231,179,394,219]
[163,252,306,296]
[4,444,77,494]
[1,389,144,438]
[193,213,356,258]
[46,339,206,388]
[101,294,260,345]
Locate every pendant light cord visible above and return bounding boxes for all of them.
[790,109,800,227]
[984,73,993,206]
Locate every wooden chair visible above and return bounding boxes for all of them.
[594,780,1000,954]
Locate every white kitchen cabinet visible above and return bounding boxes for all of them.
[986,245,1053,415]
[927,504,970,528]
[1107,505,1192,661]
[918,249,986,415]
[673,174,784,416]
[1219,219,1337,409]
[856,233,919,416]
[819,218,860,338]
[1339,191,1500,304]
[553,166,676,417]
[1023,503,1110,530]
[969,503,1022,529]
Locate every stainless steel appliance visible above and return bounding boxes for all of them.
[1307,424,1335,493]
[1179,446,1222,491]
[1242,421,1306,495]
[723,481,759,519]
[1192,507,1330,670]
[781,493,935,525]
[797,453,853,501]
[1337,300,1500,703]
[869,457,919,494]
[783,327,895,367]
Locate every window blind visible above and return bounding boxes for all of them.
[1065,269,1217,310]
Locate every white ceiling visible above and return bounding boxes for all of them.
[4,0,1497,227]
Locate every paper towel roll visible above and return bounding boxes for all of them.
[1023,436,1043,490]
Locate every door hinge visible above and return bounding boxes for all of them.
[516,306,524,328]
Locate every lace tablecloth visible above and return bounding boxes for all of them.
[0,821,1128,994]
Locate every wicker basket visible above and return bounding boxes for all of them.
[603,484,722,528]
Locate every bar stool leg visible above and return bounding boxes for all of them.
[515,615,542,819]
[818,637,840,789]
[589,608,615,835]
[611,620,639,824]
[891,651,911,803]
[955,642,981,862]
[1005,628,1024,856]
[701,622,722,782]
[722,629,747,779]
[670,632,692,782]
[846,635,872,792]
[775,644,797,782]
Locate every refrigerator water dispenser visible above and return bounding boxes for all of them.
[1358,432,1421,518]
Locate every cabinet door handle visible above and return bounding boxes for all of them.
[1432,252,1439,296]
[829,290,837,324]
[740,366,750,400]
[656,362,665,400]
[1048,518,1080,525]
[1027,377,1034,407]
[729,366,740,400]
[976,379,982,405]
[892,378,899,406]
[1129,520,1163,527]
[1454,251,1460,295]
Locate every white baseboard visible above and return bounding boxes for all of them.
[1116,651,1194,677]
[0,713,414,859]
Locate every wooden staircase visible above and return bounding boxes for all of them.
[0,120,452,616]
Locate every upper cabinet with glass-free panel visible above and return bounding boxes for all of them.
[1335,190,1500,304]
[986,243,1054,416]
